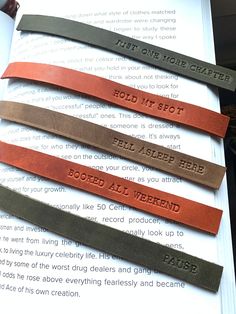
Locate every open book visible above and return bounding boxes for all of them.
[0,0,235,312]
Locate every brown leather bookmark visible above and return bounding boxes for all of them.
[0,0,19,18]
[0,100,226,189]
[0,140,222,234]
[1,62,229,138]
[0,184,223,292]
[16,14,236,91]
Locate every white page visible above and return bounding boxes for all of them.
[0,0,235,313]
[0,10,14,98]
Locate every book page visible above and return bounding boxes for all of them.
[0,0,235,313]
[0,10,14,98]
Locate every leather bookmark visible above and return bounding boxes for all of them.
[0,184,223,292]
[16,14,236,91]
[0,140,222,234]
[1,62,230,138]
[0,101,226,189]
[0,0,19,18]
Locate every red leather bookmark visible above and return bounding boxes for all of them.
[0,141,222,234]
[1,62,229,138]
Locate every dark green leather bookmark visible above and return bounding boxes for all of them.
[17,14,236,91]
[0,184,223,292]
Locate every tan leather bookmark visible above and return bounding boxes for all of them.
[1,62,230,138]
[0,101,226,189]
[0,140,222,234]
[16,14,236,91]
[0,184,223,292]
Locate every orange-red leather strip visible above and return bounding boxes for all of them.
[2,62,230,138]
[0,140,222,234]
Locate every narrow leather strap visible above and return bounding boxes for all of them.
[1,62,230,138]
[0,100,226,189]
[0,184,223,292]
[1,0,19,18]
[16,14,236,91]
[0,141,222,234]
[2,62,229,137]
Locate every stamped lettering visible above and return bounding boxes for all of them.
[112,137,135,152]
[138,146,175,164]
[112,89,189,118]
[108,182,129,196]
[162,55,188,69]
[189,64,232,83]
[178,159,205,174]
[141,48,161,60]
[113,89,138,103]
[114,38,233,86]
[157,103,184,115]
[163,253,199,274]
[115,39,139,52]
[68,168,105,187]
[115,39,161,61]
[134,191,180,213]
[141,97,155,108]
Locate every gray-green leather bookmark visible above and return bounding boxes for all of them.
[17,14,236,91]
[0,184,223,292]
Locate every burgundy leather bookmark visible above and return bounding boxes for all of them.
[0,184,223,292]
[0,100,226,189]
[1,62,229,138]
[0,140,222,234]
[0,0,19,18]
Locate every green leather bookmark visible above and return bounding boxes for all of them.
[17,14,236,91]
[0,184,223,292]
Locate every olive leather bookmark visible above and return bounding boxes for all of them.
[2,62,230,138]
[0,185,223,292]
[0,140,222,234]
[16,14,236,91]
[0,100,226,189]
